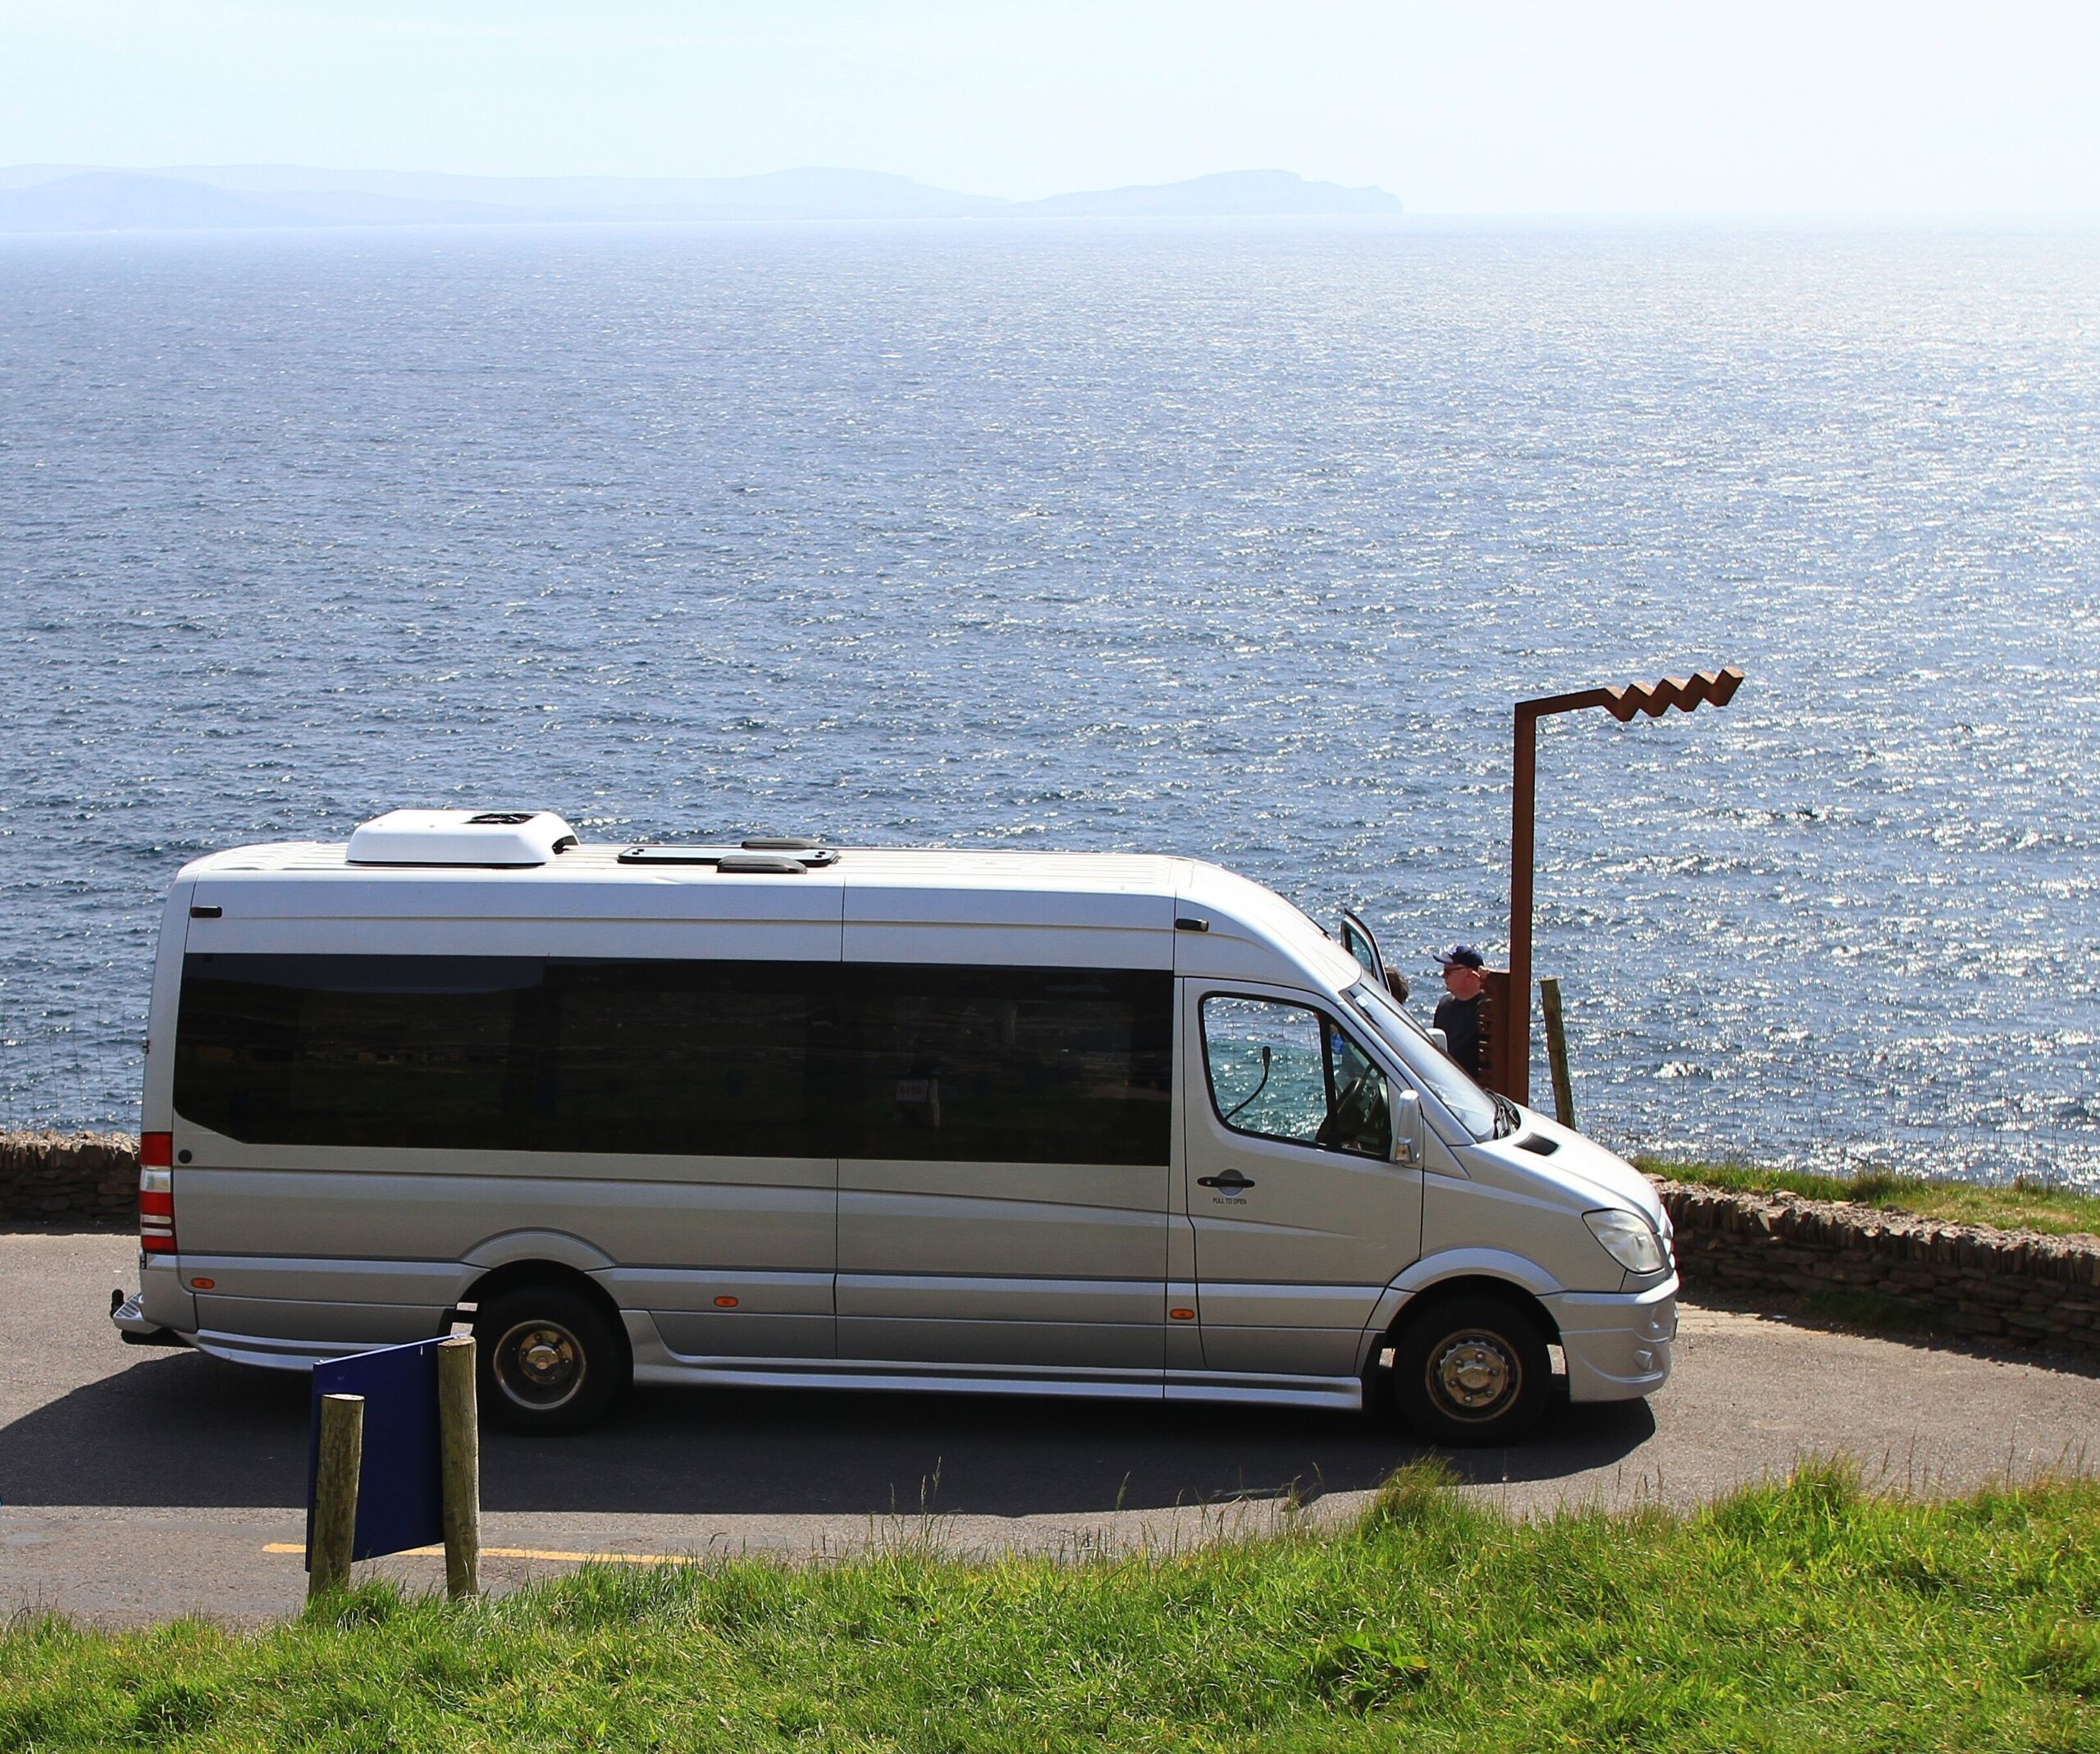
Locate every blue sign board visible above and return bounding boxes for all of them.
[305,1336,446,1568]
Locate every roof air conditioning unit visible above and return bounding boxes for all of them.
[345,809,579,868]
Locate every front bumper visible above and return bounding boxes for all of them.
[1550,1275,1678,1402]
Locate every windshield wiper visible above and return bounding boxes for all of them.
[1491,1093,1522,1139]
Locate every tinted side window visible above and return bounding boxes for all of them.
[841,965,1172,1166]
[176,955,541,1149]
[176,954,832,1154]
[542,960,830,1158]
[176,954,1173,1163]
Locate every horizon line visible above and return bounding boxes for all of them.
[2,163,2095,225]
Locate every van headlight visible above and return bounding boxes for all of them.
[1584,1208,1667,1275]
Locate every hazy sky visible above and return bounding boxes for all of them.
[3,0,2097,212]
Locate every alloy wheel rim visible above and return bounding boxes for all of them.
[495,1319,586,1409]
[1427,1328,1519,1418]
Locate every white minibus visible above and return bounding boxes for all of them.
[112,809,1676,1445]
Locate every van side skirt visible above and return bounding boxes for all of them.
[628,1310,1362,1408]
[185,1319,1365,1409]
[627,1358,1365,1412]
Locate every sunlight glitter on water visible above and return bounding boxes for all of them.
[2,220,2096,1186]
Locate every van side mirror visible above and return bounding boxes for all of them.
[1389,1088,1423,1167]
[1427,1027,1449,1053]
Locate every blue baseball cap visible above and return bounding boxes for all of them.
[1436,944,1486,969]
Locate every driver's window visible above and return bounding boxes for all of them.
[1322,1023,1391,1159]
[1202,997,1326,1144]
[1200,995,1391,1159]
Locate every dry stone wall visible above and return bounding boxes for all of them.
[0,1131,138,1225]
[2,1134,2096,1363]
[1653,1177,2100,1364]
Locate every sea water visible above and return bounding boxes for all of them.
[2,218,2095,1185]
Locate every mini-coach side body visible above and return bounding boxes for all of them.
[116,811,1676,1442]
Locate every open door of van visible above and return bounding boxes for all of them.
[1338,910,1382,982]
[1339,909,1405,1002]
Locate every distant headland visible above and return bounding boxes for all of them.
[0,165,1403,235]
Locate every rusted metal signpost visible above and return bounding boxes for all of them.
[1492,667,1744,1107]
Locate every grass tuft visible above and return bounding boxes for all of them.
[1637,1156,2100,1238]
[1304,1624,1433,1712]
[1354,1455,1462,1533]
[2024,1622,2100,1698]
[302,1579,410,1630]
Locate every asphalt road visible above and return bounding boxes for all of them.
[4,1228,2095,1625]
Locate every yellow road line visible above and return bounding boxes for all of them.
[262,1542,685,1565]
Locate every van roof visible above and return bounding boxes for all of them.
[176,840,1366,993]
[185,839,1184,892]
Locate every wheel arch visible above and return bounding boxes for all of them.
[1358,1252,1565,1373]
[1390,1273,1559,1342]
[460,1228,614,1276]
[459,1258,631,1362]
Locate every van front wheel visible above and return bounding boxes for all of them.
[475,1286,627,1435]
[1390,1293,1550,1447]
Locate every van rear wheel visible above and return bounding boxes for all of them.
[1389,1292,1550,1447]
[475,1286,627,1435]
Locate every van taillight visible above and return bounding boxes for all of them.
[140,1132,172,1167]
[139,1162,176,1255]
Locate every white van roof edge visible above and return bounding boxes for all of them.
[175,834,1362,993]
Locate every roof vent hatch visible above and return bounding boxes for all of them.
[616,844,835,872]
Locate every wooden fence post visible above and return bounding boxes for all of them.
[308,1392,364,1600]
[436,1335,481,1599]
[1540,976,1576,1128]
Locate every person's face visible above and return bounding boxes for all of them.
[1442,963,1485,1000]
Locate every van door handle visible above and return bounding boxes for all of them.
[1197,1172,1255,1190]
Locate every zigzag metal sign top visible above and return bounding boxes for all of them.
[1500,661,1743,1106]
[1519,665,1745,724]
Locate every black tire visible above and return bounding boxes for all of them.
[474,1284,628,1435]
[1389,1292,1552,1447]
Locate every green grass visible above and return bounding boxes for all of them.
[3,1463,2097,1752]
[1637,1158,2100,1239]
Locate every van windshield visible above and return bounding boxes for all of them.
[1344,980,1503,1143]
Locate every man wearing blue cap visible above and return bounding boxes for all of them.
[1432,944,1489,1081]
